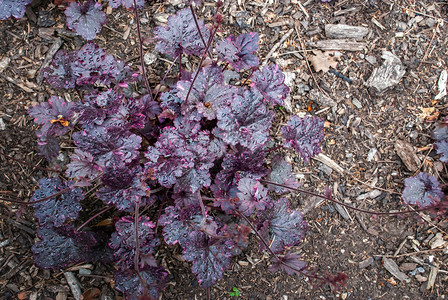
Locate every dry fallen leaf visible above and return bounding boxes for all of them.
[309,50,338,72]
[417,106,439,121]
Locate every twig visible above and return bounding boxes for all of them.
[76,206,113,231]
[0,150,63,174]
[64,271,82,300]
[418,22,440,69]
[376,248,447,258]
[0,74,34,93]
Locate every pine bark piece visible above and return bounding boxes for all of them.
[365,51,406,94]
[383,257,411,283]
[307,39,367,51]
[394,140,421,172]
[325,24,369,40]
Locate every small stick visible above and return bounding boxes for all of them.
[64,271,82,300]
[262,28,294,65]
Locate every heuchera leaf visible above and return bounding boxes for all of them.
[236,178,272,216]
[97,155,149,212]
[259,198,307,254]
[215,88,273,151]
[41,50,76,89]
[73,126,142,167]
[216,32,259,71]
[72,43,131,86]
[266,155,300,193]
[65,0,106,41]
[108,0,145,9]
[172,190,201,209]
[402,172,444,208]
[251,64,289,106]
[66,149,102,180]
[75,90,123,128]
[268,252,307,276]
[182,230,233,288]
[224,222,251,255]
[177,66,237,120]
[109,216,159,269]
[145,123,216,193]
[30,177,83,227]
[37,135,60,161]
[154,8,210,57]
[281,115,324,162]
[28,96,75,139]
[114,266,168,300]
[32,224,97,269]
[0,0,32,20]
[433,118,448,163]
[212,148,268,199]
[159,206,200,247]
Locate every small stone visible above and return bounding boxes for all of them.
[0,57,10,73]
[352,98,362,109]
[78,268,91,275]
[396,21,408,31]
[365,55,377,65]
[0,118,5,131]
[359,257,374,268]
[400,263,417,272]
[415,274,427,282]
[144,53,157,66]
[367,148,377,162]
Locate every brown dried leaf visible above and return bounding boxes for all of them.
[309,50,338,73]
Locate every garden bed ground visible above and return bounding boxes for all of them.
[1,0,448,299]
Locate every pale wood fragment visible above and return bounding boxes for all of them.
[325,24,369,40]
[307,39,367,51]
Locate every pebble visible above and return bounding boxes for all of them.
[415,274,427,282]
[359,257,374,268]
[352,98,362,109]
[365,55,377,65]
[400,263,417,272]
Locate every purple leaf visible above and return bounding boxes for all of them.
[114,266,168,299]
[41,50,76,89]
[252,64,289,106]
[172,190,201,209]
[433,118,448,163]
[212,148,268,198]
[97,156,149,212]
[32,224,96,269]
[266,155,300,193]
[37,135,60,161]
[154,8,210,57]
[65,0,106,41]
[66,149,102,180]
[213,196,239,214]
[71,43,132,86]
[75,90,123,127]
[144,124,216,193]
[73,126,142,167]
[224,222,250,255]
[215,88,273,151]
[30,177,83,227]
[281,115,324,162]
[159,206,200,247]
[182,230,233,287]
[268,252,307,276]
[216,32,259,71]
[29,96,75,138]
[108,0,145,9]
[140,94,162,119]
[402,172,444,208]
[236,178,272,216]
[109,216,159,269]
[260,198,307,253]
[0,0,31,20]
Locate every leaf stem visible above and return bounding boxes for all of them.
[189,4,211,58]
[76,206,113,231]
[153,55,179,101]
[133,0,152,97]
[260,180,429,216]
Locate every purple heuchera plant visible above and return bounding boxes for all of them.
[108,0,145,9]
[65,0,107,41]
[281,115,324,162]
[402,172,444,208]
[0,0,31,20]
[28,4,330,296]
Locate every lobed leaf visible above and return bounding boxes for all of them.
[265,155,300,193]
[154,8,210,57]
[236,178,272,216]
[251,64,289,106]
[281,115,324,162]
[66,149,102,180]
[65,0,106,41]
[30,177,83,227]
[114,266,168,299]
[0,0,31,20]
[402,172,444,208]
[216,32,259,71]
